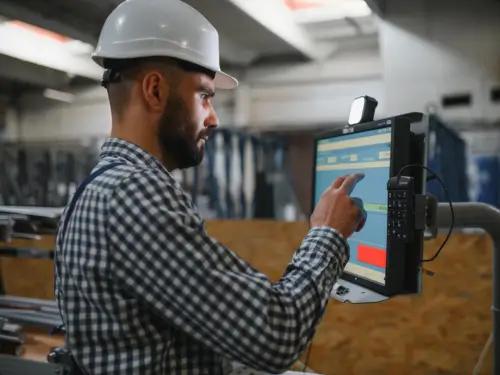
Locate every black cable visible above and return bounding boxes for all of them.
[302,304,328,372]
[396,164,454,262]
[302,339,313,372]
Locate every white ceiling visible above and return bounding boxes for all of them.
[182,0,378,65]
[0,0,380,94]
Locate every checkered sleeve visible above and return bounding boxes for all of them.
[107,170,349,373]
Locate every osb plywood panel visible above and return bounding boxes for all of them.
[0,221,494,374]
[0,236,55,300]
[205,220,308,282]
[308,234,493,375]
[208,222,494,375]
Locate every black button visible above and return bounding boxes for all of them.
[336,286,349,296]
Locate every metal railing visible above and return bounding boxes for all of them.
[436,202,500,374]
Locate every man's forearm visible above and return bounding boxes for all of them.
[233,227,348,372]
[268,227,349,362]
[286,226,349,303]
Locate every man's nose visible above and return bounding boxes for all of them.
[205,105,219,129]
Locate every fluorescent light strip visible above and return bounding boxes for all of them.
[293,1,372,23]
[43,89,75,103]
[0,20,102,80]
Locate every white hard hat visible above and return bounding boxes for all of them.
[91,0,238,89]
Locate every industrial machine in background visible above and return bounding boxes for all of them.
[0,141,100,208]
[0,131,300,222]
[0,208,63,360]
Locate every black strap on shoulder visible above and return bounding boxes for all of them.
[60,162,124,240]
[53,161,124,375]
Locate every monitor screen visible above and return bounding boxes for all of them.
[314,126,391,285]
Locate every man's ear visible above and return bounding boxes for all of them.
[142,71,169,111]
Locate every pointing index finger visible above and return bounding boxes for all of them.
[339,173,365,195]
[332,175,348,189]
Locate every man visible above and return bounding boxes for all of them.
[54,0,365,374]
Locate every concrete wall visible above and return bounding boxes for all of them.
[462,130,500,156]
[380,0,500,125]
[246,48,385,129]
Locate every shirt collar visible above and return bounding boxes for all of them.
[100,137,164,170]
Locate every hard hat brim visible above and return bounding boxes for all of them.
[215,71,238,90]
[92,52,238,89]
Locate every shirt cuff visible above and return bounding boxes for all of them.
[308,226,349,262]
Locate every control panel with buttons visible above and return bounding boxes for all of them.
[387,176,414,243]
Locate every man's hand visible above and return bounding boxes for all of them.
[310,173,365,238]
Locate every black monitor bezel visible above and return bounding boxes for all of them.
[311,117,411,297]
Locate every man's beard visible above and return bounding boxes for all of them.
[157,95,204,170]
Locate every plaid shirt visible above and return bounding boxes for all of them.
[54,138,349,375]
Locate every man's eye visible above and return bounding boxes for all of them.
[200,92,213,101]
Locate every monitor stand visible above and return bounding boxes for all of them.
[330,279,389,304]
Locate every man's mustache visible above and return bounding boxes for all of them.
[198,129,214,141]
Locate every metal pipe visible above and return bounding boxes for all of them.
[0,295,58,309]
[0,246,54,259]
[436,202,500,375]
[40,306,61,315]
[0,309,62,329]
[10,233,42,241]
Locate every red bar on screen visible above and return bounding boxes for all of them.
[357,244,386,268]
